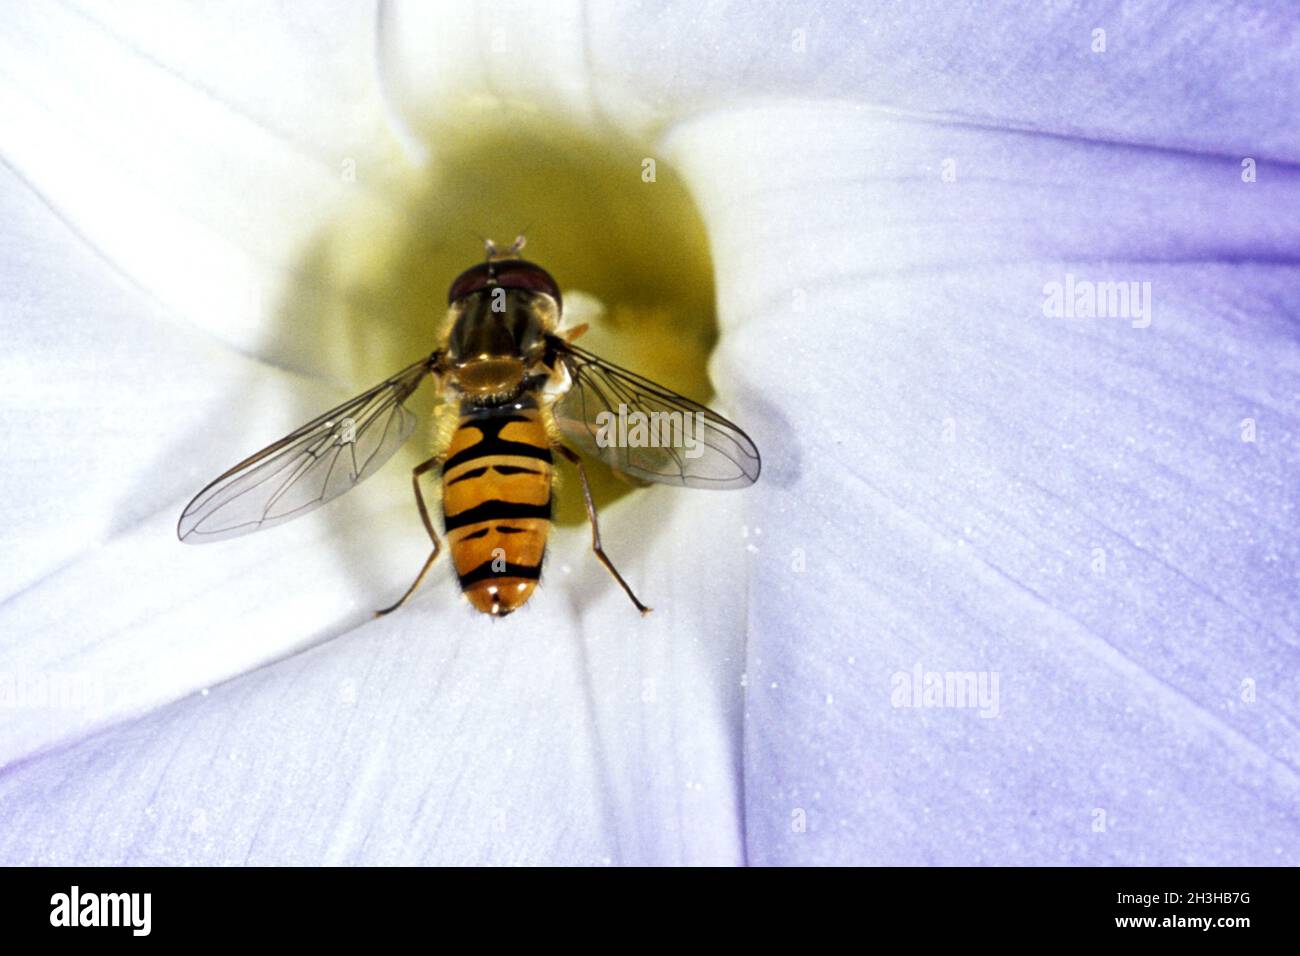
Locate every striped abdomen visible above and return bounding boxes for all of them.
[441,401,553,616]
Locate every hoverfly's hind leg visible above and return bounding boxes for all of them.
[555,444,651,615]
[375,452,445,617]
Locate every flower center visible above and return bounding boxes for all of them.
[282,113,717,523]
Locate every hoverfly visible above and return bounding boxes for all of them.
[178,238,761,617]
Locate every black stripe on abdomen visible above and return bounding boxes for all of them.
[444,440,551,472]
[446,466,488,485]
[443,499,552,533]
[447,463,542,486]
[457,559,543,588]
[442,413,553,473]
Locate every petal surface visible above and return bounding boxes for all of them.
[670,104,1299,864]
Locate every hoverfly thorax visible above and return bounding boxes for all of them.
[444,257,560,401]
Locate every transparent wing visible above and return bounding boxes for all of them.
[551,340,761,489]
[178,355,440,542]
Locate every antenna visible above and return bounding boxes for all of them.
[510,220,535,256]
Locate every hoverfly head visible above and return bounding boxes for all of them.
[446,241,561,312]
[446,241,560,400]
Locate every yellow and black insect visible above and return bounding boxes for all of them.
[178,239,761,617]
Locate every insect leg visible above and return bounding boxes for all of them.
[555,444,651,615]
[374,452,445,617]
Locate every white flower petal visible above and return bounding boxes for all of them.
[0,0,444,764]
[382,1,1300,157]
[0,0,399,369]
[0,491,748,865]
[668,104,1299,863]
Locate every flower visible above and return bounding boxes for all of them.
[0,2,1296,865]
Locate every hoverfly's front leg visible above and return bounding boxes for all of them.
[375,452,445,617]
[555,444,651,615]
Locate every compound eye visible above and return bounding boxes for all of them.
[447,263,493,303]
